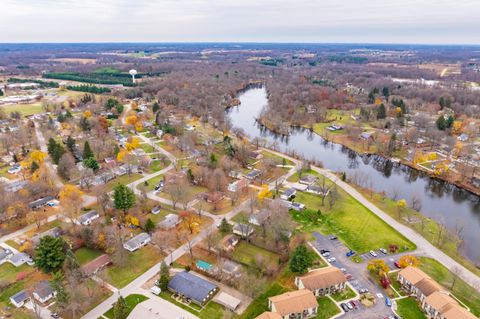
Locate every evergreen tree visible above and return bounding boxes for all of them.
[382,87,390,98]
[152,102,160,113]
[113,184,136,215]
[387,133,397,155]
[446,115,455,128]
[34,236,66,273]
[113,295,129,319]
[289,244,314,274]
[83,141,94,159]
[439,97,445,109]
[50,272,69,309]
[84,157,99,171]
[377,104,387,119]
[0,88,3,96]
[218,218,231,234]
[144,218,155,234]
[66,136,76,153]
[436,115,447,131]
[159,261,170,291]
[47,138,65,164]
[368,91,375,104]
[30,161,39,173]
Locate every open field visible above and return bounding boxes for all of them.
[292,190,415,253]
[1,102,43,116]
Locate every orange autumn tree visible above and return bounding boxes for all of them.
[258,184,272,201]
[179,210,201,234]
[398,255,420,268]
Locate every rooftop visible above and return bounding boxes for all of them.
[168,271,218,304]
[269,289,318,316]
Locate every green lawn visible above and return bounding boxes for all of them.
[75,247,103,265]
[142,174,164,191]
[104,173,142,191]
[330,285,357,302]
[158,291,225,319]
[232,241,280,268]
[0,267,37,319]
[291,190,415,253]
[2,102,44,117]
[140,143,156,154]
[396,297,426,319]
[236,283,288,319]
[261,150,294,166]
[104,294,149,319]
[315,297,341,319]
[287,169,321,183]
[418,257,480,316]
[102,245,162,288]
[148,160,170,173]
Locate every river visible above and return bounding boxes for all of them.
[227,87,480,262]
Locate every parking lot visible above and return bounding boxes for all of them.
[311,232,398,319]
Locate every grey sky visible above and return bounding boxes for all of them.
[1,0,479,44]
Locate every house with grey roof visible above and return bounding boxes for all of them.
[76,210,100,226]
[32,227,62,245]
[0,248,13,265]
[168,271,218,305]
[8,252,33,267]
[123,233,151,252]
[245,169,262,180]
[158,214,180,230]
[233,223,254,238]
[33,281,56,304]
[280,188,296,200]
[10,290,29,308]
[28,196,55,209]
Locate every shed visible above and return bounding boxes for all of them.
[214,291,241,311]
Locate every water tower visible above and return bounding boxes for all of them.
[129,69,138,84]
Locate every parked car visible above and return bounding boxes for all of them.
[327,257,336,263]
[155,181,165,191]
[359,288,369,293]
[394,261,401,269]
[340,267,347,273]
[346,302,353,310]
[349,301,357,309]
[379,248,387,254]
[320,249,330,254]
[151,206,161,215]
[150,286,161,295]
[369,250,378,257]
[340,303,349,312]
[346,250,356,257]
[50,313,59,318]
[345,273,353,280]
[329,235,337,240]
[385,297,392,307]
[321,252,330,257]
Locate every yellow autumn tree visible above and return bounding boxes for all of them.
[117,149,129,161]
[451,120,464,135]
[367,259,390,277]
[30,150,47,164]
[453,142,463,157]
[125,137,140,151]
[83,110,92,118]
[374,97,382,106]
[125,115,138,126]
[427,152,437,161]
[59,184,84,201]
[258,184,272,201]
[125,214,140,227]
[398,255,420,268]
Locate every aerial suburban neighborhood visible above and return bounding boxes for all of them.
[0,1,480,319]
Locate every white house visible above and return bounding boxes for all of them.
[76,210,100,226]
[8,253,33,267]
[33,281,56,304]
[10,290,29,308]
[123,233,151,252]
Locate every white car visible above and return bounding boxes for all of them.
[150,286,161,295]
[321,252,330,257]
[151,206,161,215]
[379,248,387,254]
[369,250,377,257]
[327,257,336,263]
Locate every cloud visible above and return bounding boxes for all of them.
[0,0,479,43]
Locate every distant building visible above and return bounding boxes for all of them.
[28,196,55,210]
[299,174,317,185]
[158,214,180,230]
[76,210,100,226]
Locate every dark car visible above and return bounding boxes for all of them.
[320,249,330,254]
[340,303,349,312]
[346,250,356,257]
[329,235,337,240]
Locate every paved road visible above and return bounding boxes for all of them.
[264,148,480,292]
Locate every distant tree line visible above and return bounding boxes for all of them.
[8,77,59,88]
[66,84,111,94]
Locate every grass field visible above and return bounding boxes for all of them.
[148,159,170,173]
[104,173,142,191]
[291,190,415,253]
[396,297,426,319]
[315,297,341,319]
[2,102,43,117]
[102,245,163,288]
[232,241,280,267]
[140,143,156,153]
[330,285,357,302]
[261,150,294,166]
[75,247,103,265]
[104,294,148,319]
[418,257,480,316]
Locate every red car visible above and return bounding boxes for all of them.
[394,261,401,269]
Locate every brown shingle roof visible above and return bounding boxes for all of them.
[426,291,477,319]
[398,266,430,285]
[255,312,282,319]
[81,254,112,277]
[415,277,443,296]
[297,267,347,290]
[269,289,318,316]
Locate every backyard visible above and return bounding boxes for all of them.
[101,245,163,288]
[315,296,341,319]
[104,294,148,319]
[75,247,104,265]
[157,290,225,319]
[231,241,280,268]
[395,297,426,319]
